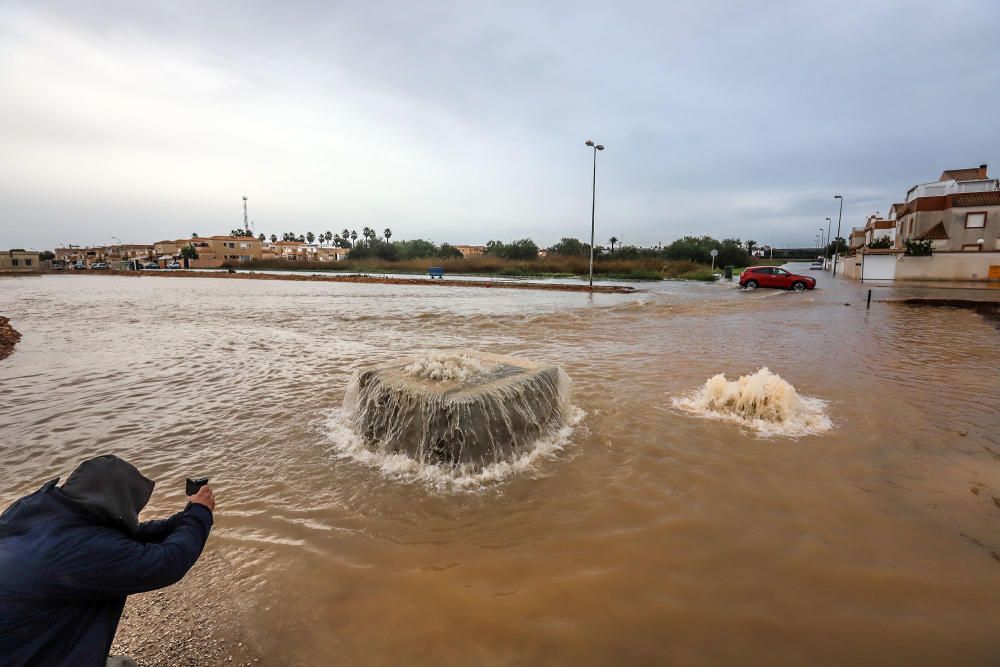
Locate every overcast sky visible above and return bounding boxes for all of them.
[2,1,998,250]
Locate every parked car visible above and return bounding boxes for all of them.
[143,262,160,269]
[166,262,181,269]
[73,261,86,270]
[739,266,816,291]
[90,262,109,270]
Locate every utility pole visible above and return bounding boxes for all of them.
[243,196,250,233]
[832,195,844,276]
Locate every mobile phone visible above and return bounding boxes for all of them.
[186,477,209,496]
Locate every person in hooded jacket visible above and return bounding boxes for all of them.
[0,454,215,667]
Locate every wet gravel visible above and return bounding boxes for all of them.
[0,315,20,360]
[111,550,262,666]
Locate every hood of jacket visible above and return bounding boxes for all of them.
[59,455,155,535]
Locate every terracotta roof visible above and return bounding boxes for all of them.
[917,222,949,240]
[872,220,896,230]
[950,191,1000,207]
[939,166,988,181]
[204,235,260,241]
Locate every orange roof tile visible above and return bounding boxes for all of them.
[939,166,988,181]
[917,222,949,240]
[951,191,1000,207]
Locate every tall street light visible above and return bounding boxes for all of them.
[824,217,832,262]
[585,139,604,289]
[111,236,125,270]
[819,228,825,258]
[832,195,844,276]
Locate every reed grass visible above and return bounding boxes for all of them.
[245,256,718,281]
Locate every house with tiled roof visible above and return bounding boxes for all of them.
[894,164,1000,253]
[863,214,896,246]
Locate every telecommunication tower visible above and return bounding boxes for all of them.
[242,196,250,233]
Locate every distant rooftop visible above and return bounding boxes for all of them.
[939,164,988,182]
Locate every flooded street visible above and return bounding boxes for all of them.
[2,269,1000,666]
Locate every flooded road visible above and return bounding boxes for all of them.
[2,269,1000,666]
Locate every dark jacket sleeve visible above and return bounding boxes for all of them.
[134,510,186,543]
[44,504,214,599]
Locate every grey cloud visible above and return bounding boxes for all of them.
[1,0,998,250]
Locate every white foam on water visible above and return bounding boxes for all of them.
[672,367,831,437]
[402,352,488,383]
[324,406,585,493]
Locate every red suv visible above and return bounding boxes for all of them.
[739,266,816,291]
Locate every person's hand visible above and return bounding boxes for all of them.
[189,485,216,512]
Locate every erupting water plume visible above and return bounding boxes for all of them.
[673,367,831,437]
[340,351,573,478]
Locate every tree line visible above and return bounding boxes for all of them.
[199,229,791,266]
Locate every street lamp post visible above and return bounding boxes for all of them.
[832,196,844,276]
[584,139,604,289]
[111,236,127,270]
[819,228,825,258]
[824,217,832,263]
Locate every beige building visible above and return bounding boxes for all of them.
[55,244,154,267]
[863,215,896,246]
[837,165,1000,282]
[183,236,262,267]
[272,240,308,261]
[315,246,350,262]
[453,244,486,257]
[895,165,1000,253]
[0,250,42,271]
[848,228,866,251]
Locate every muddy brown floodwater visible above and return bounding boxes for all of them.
[2,268,1000,666]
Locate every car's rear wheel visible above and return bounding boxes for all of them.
[745,280,758,289]
[792,281,806,291]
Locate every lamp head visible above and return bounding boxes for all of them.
[834,195,843,200]
[585,140,595,147]
[596,145,605,150]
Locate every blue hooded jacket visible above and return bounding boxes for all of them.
[0,456,213,667]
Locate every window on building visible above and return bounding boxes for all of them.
[12,259,19,266]
[962,244,981,252]
[240,242,248,249]
[965,212,987,229]
[25,259,32,266]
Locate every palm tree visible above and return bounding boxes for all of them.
[350,230,358,246]
[384,228,392,242]
[270,234,277,243]
[324,231,332,245]
[257,233,265,242]
[342,229,350,243]
[306,231,315,244]
[191,233,199,238]
[608,236,619,252]
[745,240,758,256]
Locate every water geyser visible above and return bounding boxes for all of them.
[343,351,570,470]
